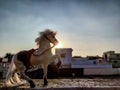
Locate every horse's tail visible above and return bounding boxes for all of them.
[5,55,17,86]
[5,54,27,87]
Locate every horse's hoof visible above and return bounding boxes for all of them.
[44,78,48,86]
[43,83,48,87]
[29,80,35,88]
[43,81,48,86]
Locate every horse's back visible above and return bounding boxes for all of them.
[17,49,35,68]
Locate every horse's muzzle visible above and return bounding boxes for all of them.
[54,41,58,46]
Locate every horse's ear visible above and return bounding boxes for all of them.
[52,31,57,36]
[39,32,44,35]
[35,37,39,44]
[54,31,57,35]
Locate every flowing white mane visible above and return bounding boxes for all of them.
[35,29,57,46]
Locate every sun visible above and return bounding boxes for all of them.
[55,42,63,48]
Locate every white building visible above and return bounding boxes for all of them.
[0,58,10,78]
[55,48,73,68]
[55,48,112,69]
[55,48,120,75]
[71,57,112,69]
[103,51,120,68]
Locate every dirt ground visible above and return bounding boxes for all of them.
[1,76,120,88]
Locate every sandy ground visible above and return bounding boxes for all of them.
[1,77,120,88]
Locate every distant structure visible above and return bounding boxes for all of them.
[55,48,73,68]
[71,57,111,69]
[103,51,120,68]
[55,48,112,69]
[55,48,120,76]
[0,58,9,78]
[1,49,120,78]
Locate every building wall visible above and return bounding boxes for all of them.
[72,58,97,65]
[84,68,120,75]
[55,48,73,68]
[71,57,112,69]
[0,65,3,78]
[103,51,120,68]
[0,58,10,78]
[72,65,112,69]
[111,60,120,68]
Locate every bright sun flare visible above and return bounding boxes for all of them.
[55,42,63,48]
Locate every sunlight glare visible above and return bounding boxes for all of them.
[55,42,63,48]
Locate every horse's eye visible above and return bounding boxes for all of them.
[52,35,55,38]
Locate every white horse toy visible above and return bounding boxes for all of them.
[5,29,61,88]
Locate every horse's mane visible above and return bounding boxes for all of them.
[35,29,57,46]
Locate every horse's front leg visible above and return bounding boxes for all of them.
[43,64,48,86]
[51,55,62,68]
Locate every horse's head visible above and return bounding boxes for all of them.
[35,29,58,46]
[44,29,58,46]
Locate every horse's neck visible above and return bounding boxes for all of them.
[39,41,50,50]
[37,40,53,55]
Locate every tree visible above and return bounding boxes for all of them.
[4,53,14,62]
[0,57,2,62]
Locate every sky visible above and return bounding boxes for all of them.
[0,0,120,57]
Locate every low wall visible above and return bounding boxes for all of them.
[1,87,120,90]
[84,68,120,75]
[26,68,120,78]
[71,64,112,68]
[59,68,83,77]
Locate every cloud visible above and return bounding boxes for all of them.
[0,0,120,56]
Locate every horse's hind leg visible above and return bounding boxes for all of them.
[14,73,22,83]
[20,71,35,88]
[15,60,35,88]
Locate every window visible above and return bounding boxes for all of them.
[116,54,120,57]
[113,61,117,63]
[60,54,66,58]
[93,61,96,64]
